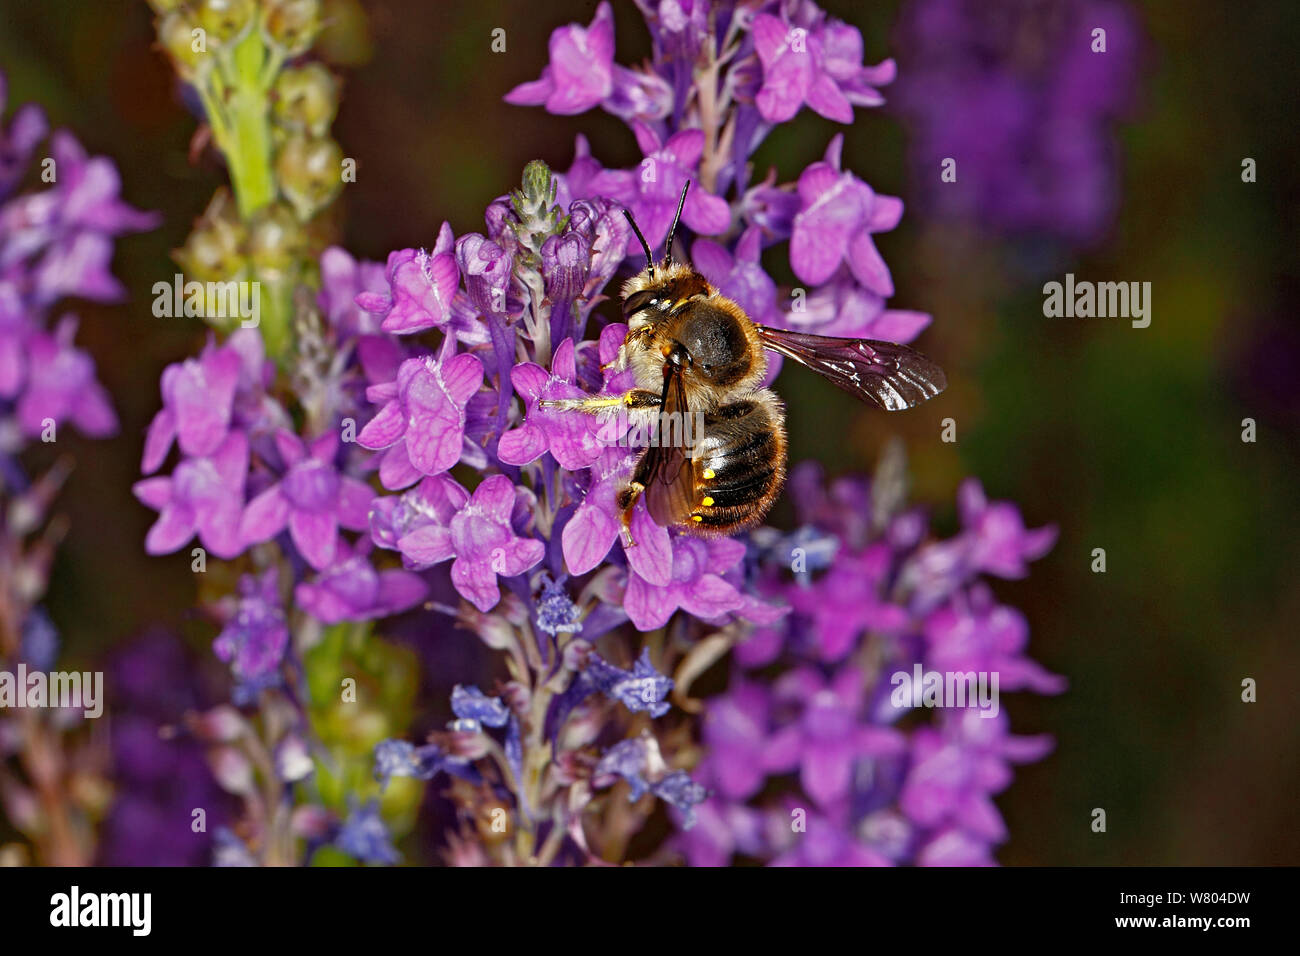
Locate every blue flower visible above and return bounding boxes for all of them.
[595,737,709,829]
[450,685,511,729]
[536,578,583,636]
[336,798,400,865]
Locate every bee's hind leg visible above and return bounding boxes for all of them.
[616,482,645,549]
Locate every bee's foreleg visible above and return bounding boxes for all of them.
[539,390,661,414]
[537,396,623,414]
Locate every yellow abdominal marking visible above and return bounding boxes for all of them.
[691,515,703,522]
[701,496,715,507]
[702,468,716,479]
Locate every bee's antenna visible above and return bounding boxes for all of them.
[664,180,690,265]
[623,208,655,277]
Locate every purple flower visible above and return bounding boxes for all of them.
[559,447,634,575]
[582,648,674,718]
[133,431,248,559]
[789,135,903,292]
[0,75,48,199]
[590,124,731,253]
[536,577,583,636]
[142,336,243,472]
[12,318,116,438]
[766,665,905,808]
[318,246,388,338]
[681,462,1061,865]
[923,586,1067,695]
[455,233,512,317]
[690,227,779,326]
[505,2,616,115]
[785,544,909,660]
[900,710,1054,856]
[700,679,788,801]
[445,474,545,612]
[785,265,931,340]
[956,478,1058,578]
[240,429,374,570]
[373,739,452,789]
[623,534,752,631]
[769,812,892,867]
[354,227,459,335]
[752,11,896,124]
[369,473,466,570]
[212,570,289,684]
[357,351,485,490]
[892,0,1141,246]
[294,539,427,624]
[497,338,608,471]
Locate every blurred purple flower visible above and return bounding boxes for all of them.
[133,431,248,559]
[240,428,374,570]
[294,539,427,624]
[212,570,289,684]
[892,0,1141,245]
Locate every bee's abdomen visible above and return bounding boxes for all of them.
[687,393,787,535]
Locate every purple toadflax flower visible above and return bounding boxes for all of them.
[239,428,375,570]
[357,349,485,490]
[676,460,1063,866]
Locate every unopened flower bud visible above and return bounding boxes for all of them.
[273,63,338,136]
[176,192,247,280]
[275,133,343,220]
[265,0,321,56]
[247,202,305,275]
[274,734,314,782]
[209,745,256,795]
[197,0,254,45]
[158,10,208,78]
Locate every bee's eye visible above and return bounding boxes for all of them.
[623,289,658,317]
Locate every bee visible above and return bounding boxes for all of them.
[542,182,946,545]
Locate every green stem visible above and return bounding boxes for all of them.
[224,28,276,219]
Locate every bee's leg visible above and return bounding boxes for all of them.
[622,390,662,410]
[537,395,624,414]
[616,482,645,549]
[539,390,661,414]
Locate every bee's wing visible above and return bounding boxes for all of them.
[638,361,698,528]
[755,326,946,411]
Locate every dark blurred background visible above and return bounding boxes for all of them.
[1,0,1296,864]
